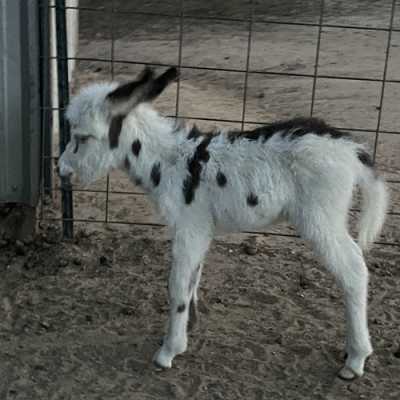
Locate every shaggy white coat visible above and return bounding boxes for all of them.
[59,72,388,380]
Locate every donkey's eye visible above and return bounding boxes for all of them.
[78,136,89,144]
[73,136,89,154]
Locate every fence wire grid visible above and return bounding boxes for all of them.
[40,0,400,248]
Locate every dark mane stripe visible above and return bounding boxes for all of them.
[184,117,349,145]
[108,115,125,149]
[228,117,350,143]
[182,135,213,204]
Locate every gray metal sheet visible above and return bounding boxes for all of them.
[0,0,41,206]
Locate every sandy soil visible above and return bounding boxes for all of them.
[0,225,399,400]
[1,1,400,399]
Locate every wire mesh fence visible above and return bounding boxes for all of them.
[40,0,400,248]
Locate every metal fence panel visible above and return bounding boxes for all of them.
[45,0,399,248]
[0,0,41,206]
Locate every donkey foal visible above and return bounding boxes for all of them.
[58,67,389,380]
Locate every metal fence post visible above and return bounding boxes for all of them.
[55,0,74,238]
[39,0,53,197]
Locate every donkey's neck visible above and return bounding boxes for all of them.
[118,104,189,192]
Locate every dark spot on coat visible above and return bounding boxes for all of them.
[108,115,124,149]
[216,171,227,187]
[227,117,350,143]
[135,177,142,186]
[247,193,259,207]
[182,135,213,204]
[131,139,142,156]
[195,135,212,163]
[177,304,186,313]
[151,162,161,187]
[357,149,374,168]
[187,125,203,140]
[182,176,195,204]
[124,156,131,170]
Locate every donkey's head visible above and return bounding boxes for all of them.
[58,67,178,185]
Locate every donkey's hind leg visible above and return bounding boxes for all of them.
[296,213,372,379]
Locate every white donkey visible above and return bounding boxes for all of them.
[58,67,388,380]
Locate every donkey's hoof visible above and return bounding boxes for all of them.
[153,349,173,370]
[338,366,359,381]
[153,358,170,371]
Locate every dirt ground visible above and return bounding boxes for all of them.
[1,0,400,399]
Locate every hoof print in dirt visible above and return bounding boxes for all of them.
[142,255,151,265]
[393,346,400,359]
[85,314,93,322]
[45,227,61,244]
[23,236,34,246]
[39,320,51,330]
[242,242,258,255]
[76,229,90,240]
[99,255,110,266]
[23,260,35,270]
[14,240,26,256]
[58,259,68,268]
[73,257,82,266]
[119,306,135,316]
[298,273,310,289]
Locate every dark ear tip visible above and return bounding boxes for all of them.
[140,66,155,81]
[106,66,155,103]
[165,67,179,82]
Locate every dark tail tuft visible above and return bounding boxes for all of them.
[357,149,374,168]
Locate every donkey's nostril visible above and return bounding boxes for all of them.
[57,162,74,179]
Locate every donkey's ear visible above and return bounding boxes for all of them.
[106,67,154,115]
[143,67,179,102]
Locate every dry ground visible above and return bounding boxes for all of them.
[0,224,399,400]
[1,1,400,399]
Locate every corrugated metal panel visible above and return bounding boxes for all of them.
[0,0,41,206]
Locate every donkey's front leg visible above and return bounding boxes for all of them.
[153,230,211,369]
